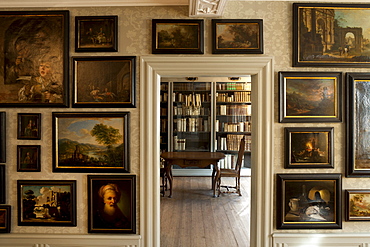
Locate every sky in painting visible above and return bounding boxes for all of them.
[335,8,370,40]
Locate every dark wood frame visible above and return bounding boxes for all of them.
[72,56,136,108]
[17,113,41,140]
[345,190,370,221]
[285,127,334,169]
[212,19,263,54]
[293,3,370,67]
[0,205,11,233]
[75,15,118,52]
[346,73,370,176]
[0,10,69,107]
[0,165,5,204]
[276,173,342,229]
[17,180,76,226]
[0,112,5,163]
[17,145,41,172]
[52,112,130,173]
[88,175,136,233]
[152,19,204,54]
[279,71,342,123]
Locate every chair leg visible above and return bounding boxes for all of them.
[236,177,242,196]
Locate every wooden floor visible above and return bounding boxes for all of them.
[160,176,251,247]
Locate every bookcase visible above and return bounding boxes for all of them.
[160,77,251,170]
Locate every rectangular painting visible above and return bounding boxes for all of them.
[285,127,334,168]
[0,112,5,163]
[152,19,204,54]
[75,16,118,52]
[346,190,370,221]
[0,205,11,233]
[88,175,136,233]
[17,180,76,226]
[0,11,69,107]
[52,112,130,173]
[72,56,136,108]
[346,73,370,176]
[276,173,342,229]
[279,71,342,123]
[0,165,4,204]
[17,145,41,172]
[17,113,41,140]
[293,3,370,67]
[212,19,263,54]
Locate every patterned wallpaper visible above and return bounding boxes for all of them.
[1,1,369,234]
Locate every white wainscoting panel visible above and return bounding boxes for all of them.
[0,234,141,247]
[273,233,370,247]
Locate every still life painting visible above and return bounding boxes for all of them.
[276,173,342,229]
[52,112,129,173]
[17,180,76,226]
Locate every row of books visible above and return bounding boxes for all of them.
[173,136,186,150]
[217,154,240,169]
[217,104,251,116]
[173,106,210,116]
[174,117,210,132]
[216,92,251,103]
[216,134,251,151]
[216,82,251,91]
[173,82,211,91]
[216,121,251,132]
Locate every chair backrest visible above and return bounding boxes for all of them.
[235,136,246,173]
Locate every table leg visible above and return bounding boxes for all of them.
[213,165,220,197]
[165,163,173,198]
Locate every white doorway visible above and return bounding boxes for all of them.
[140,56,274,247]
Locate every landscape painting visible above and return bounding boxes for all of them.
[294,3,370,67]
[52,112,129,173]
[346,190,370,220]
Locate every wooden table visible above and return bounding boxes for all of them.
[160,152,225,198]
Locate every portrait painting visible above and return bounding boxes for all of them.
[212,19,263,54]
[0,205,11,233]
[294,3,370,67]
[276,173,342,229]
[17,113,41,140]
[346,73,370,176]
[152,19,204,54]
[88,175,136,233]
[0,11,69,107]
[17,180,76,226]
[75,16,118,52]
[17,145,41,172]
[72,56,136,108]
[285,127,333,168]
[346,190,370,221]
[52,112,130,173]
[279,72,342,122]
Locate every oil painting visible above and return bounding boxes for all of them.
[346,190,370,220]
[0,11,69,107]
[276,173,342,229]
[17,180,76,226]
[52,112,129,173]
[279,71,342,122]
[17,145,41,172]
[294,3,370,67]
[285,127,333,168]
[0,205,11,233]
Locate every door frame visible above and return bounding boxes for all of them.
[140,56,274,247]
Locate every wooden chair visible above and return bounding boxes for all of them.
[160,167,168,197]
[216,136,245,197]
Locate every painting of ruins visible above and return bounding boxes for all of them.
[294,4,370,67]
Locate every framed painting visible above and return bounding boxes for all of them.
[279,71,342,123]
[72,56,136,108]
[345,190,370,221]
[0,112,5,163]
[293,3,370,67]
[0,11,69,107]
[17,180,76,226]
[0,205,11,233]
[212,19,263,54]
[17,145,41,172]
[346,73,370,176]
[17,113,41,140]
[88,175,136,233]
[276,173,342,229]
[285,127,334,169]
[75,16,118,52]
[52,112,130,173]
[152,19,204,54]
[0,165,5,204]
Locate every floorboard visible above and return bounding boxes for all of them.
[160,176,251,247]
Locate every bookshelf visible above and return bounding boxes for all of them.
[160,77,252,171]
